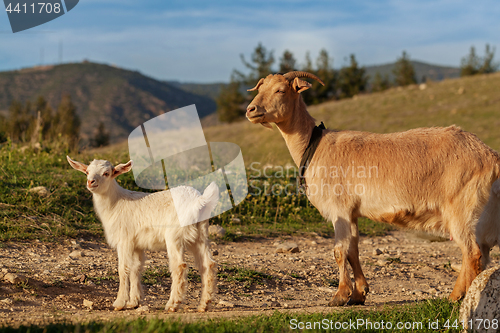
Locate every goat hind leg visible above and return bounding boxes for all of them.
[449,229,482,301]
[165,242,187,312]
[329,216,353,307]
[188,240,217,312]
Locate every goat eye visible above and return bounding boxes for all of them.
[103,172,109,177]
[276,90,285,94]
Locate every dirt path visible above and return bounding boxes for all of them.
[1,230,498,327]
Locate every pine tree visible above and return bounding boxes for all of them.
[8,100,34,142]
[91,121,110,147]
[371,72,391,92]
[460,46,480,76]
[478,44,498,74]
[279,50,297,73]
[52,94,80,145]
[393,51,417,86]
[216,74,246,123]
[338,54,368,98]
[236,42,275,86]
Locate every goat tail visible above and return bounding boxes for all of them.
[194,182,219,222]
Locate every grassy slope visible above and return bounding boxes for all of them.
[204,72,500,167]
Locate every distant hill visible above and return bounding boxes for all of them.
[166,81,224,101]
[0,62,217,144]
[365,60,460,83]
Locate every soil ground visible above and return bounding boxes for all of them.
[1,230,499,327]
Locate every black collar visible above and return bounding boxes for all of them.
[298,122,326,186]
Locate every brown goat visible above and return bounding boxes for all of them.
[246,71,500,306]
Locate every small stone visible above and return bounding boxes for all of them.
[317,287,334,293]
[372,249,383,256]
[218,300,235,308]
[72,274,86,283]
[212,249,219,256]
[3,273,22,284]
[457,87,465,95]
[208,225,226,237]
[28,186,49,197]
[83,299,93,309]
[377,259,389,266]
[0,298,12,305]
[231,218,241,224]
[410,272,415,278]
[283,303,290,308]
[136,305,149,312]
[275,242,299,253]
[270,301,281,307]
[419,83,427,90]
[260,303,268,308]
[451,263,462,272]
[69,250,84,259]
[310,241,317,246]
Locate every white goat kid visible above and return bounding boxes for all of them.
[67,156,219,312]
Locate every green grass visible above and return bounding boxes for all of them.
[0,298,462,332]
[217,265,273,289]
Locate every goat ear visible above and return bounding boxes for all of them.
[67,156,88,173]
[292,78,312,94]
[247,78,264,91]
[112,160,133,178]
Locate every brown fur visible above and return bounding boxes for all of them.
[246,73,500,306]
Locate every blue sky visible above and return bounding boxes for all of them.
[0,0,499,82]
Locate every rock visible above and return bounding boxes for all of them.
[451,263,462,272]
[69,250,84,259]
[136,305,149,312]
[0,298,12,305]
[28,186,49,197]
[457,87,465,95]
[419,83,427,90]
[231,218,241,224]
[218,300,235,308]
[208,225,226,237]
[317,287,334,293]
[83,299,94,309]
[3,273,22,284]
[72,274,86,283]
[270,301,281,307]
[459,266,500,332]
[212,249,219,256]
[377,259,389,266]
[275,242,300,253]
[372,249,383,256]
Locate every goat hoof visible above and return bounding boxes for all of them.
[167,307,177,312]
[114,306,124,311]
[328,296,349,307]
[346,298,365,306]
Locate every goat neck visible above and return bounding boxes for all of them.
[92,179,126,212]
[276,98,317,167]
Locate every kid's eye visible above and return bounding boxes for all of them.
[103,172,109,177]
[276,90,285,94]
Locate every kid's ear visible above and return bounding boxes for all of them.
[112,160,133,178]
[292,77,312,93]
[67,156,88,174]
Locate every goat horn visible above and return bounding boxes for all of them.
[283,71,325,86]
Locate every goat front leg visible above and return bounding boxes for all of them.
[346,218,369,305]
[165,241,187,312]
[113,244,134,311]
[329,215,353,307]
[126,249,145,309]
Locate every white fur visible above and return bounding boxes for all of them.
[67,157,219,312]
